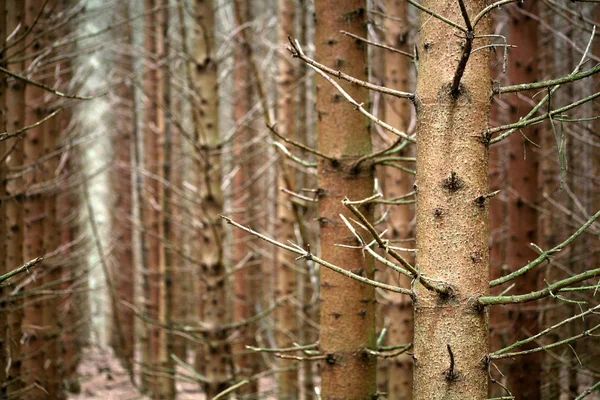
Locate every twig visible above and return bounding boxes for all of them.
[490,209,600,287]
[0,109,63,142]
[0,65,104,100]
[220,215,412,295]
[494,63,600,94]
[0,257,43,285]
[340,30,414,59]
[287,37,414,100]
[451,0,474,97]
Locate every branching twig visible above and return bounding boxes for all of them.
[0,257,43,285]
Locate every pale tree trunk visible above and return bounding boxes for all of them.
[3,2,26,395]
[232,0,260,395]
[276,0,299,398]
[505,3,540,398]
[413,1,491,399]
[193,1,232,396]
[110,0,136,368]
[295,3,316,398]
[382,1,413,399]
[141,0,160,392]
[21,1,50,397]
[314,1,377,398]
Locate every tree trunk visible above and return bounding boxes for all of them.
[21,1,50,397]
[382,1,413,399]
[141,0,161,393]
[314,1,377,398]
[276,0,299,398]
[110,0,136,368]
[0,2,7,393]
[3,2,26,395]
[413,1,491,399]
[193,1,232,396]
[232,0,260,395]
[505,3,540,398]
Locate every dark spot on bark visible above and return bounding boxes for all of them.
[325,353,336,364]
[442,171,463,192]
[433,208,443,218]
[331,312,341,319]
[470,251,482,263]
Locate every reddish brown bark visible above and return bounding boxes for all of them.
[504,4,541,398]
[314,1,377,398]
[413,1,491,398]
[382,2,414,399]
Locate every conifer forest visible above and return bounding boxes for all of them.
[1,0,600,399]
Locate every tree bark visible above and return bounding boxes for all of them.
[193,1,232,396]
[3,2,26,395]
[504,3,540,398]
[314,1,377,398]
[413,1,491,399]
[276,0,299,398]
[382,1,413,399]
[110,0,136,369]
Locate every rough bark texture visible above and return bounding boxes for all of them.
[382,1,414,399]
[504,3,540,398]
[314,1,377,398]
[3,2,26,395]
[413,1,491,399]
[276,0,299,398]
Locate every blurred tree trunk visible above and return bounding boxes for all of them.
[314,1,377,398]
[382,1,413,399]
[141,0,160,392]
[193,1,232,396]
[110,1,136,369]
[412,1,490,399]
[21,1,51,397]
[276,0,299,398]
[155,0,175,397]
[505,3,540,398]
[0,1,7,392]
[3,1,26,395]
[232,0,260,395]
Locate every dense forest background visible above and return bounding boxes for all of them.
[0,0,599,399]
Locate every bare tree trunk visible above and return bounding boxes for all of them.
[0,2,7,393]
[413,1,491,399]
[3,2,26,395]
[21,1,50,397]
[504,3,540,398]
[193,2,232,396]
[314,1,377,398]
[155,1,175,397]
[110,1,136,368]
[141,0,160,392]
[382,1,413,399]
[232,0,260,395]
[276,0,299,398]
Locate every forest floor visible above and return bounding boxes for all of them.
[68,346,203,400]
[68,346,279,400]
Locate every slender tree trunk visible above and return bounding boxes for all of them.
[110,0,136,368]
[505,3,540,398]
[3,2,26,395]
[314,1,377,398]
[382,1,413,399]
[193,2,232,396]
[413,1,491,399]
[22,1,50,397]
[232,0,260,395]
[0,2,7,393]
[276,0,299,398]
[154,1,175,397]
[141,0,160,392]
